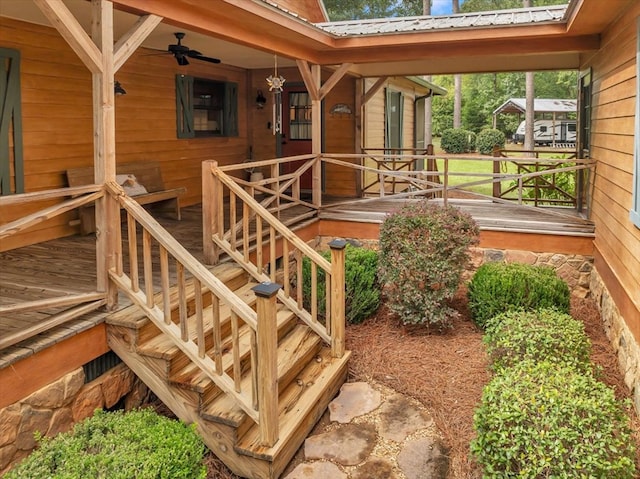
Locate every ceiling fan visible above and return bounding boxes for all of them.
[167,32,220,66]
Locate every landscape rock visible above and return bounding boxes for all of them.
[72,382,104,422]
[0,405,21,447]
[329,382,381,423]
[351,457,397,479]
[305,423,377,466]
[397,436,449,479]
[378,394,433,442]
[284,461,347,479]
[16,405,52,450]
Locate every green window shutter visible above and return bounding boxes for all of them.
[0,48,24,195]
[631,18,640,228]
[176,74,194,138]
[385,89,402,151]
[224,81,238,137]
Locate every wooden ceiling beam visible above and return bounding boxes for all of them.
[33,0,103,73]
[114,14,163,72]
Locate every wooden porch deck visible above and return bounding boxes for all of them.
[0,197,594,369]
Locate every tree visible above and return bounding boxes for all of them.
[524,0,534,151]
[423,0,433,149]
[452,0,462,129]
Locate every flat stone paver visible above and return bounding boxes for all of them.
[304,423,377,465]
[397,436,449,479]
[329,382,382,423]
[351,457,398,479]
[284,461,347,479]
[378,393,434,442]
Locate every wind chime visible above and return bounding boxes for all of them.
[266,54,286,135]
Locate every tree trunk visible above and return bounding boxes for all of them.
[524,0,534,151]
[452,0,461,129]
[423,0,432,148]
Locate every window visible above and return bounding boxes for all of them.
[539,125,548,133]
[631,17,640,228]
[289,92,312,140]
[176,75,238,138]
[578,68,592,156]
[385,89,403,151]
[568,123,577,133]
[0,48,23,195]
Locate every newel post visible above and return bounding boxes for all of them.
[329,239,347,358]
[492,146,502,198]
[252,281,281,447]
[202,160,218,265]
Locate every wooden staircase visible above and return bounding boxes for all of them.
[106,262,350,479]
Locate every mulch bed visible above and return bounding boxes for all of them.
[173,288,640,479]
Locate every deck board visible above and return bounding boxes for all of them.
[1,197,594,368]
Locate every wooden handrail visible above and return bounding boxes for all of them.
[107,184,270,433]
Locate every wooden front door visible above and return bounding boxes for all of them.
[280,85,313,190]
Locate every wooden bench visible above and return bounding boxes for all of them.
[66,161,187,235]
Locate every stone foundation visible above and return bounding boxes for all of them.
[590,268,640,413]
[0,363,149,475]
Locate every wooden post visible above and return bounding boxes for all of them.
[329,239,346,358]
[492,146,501,199]
[311,65,322,207]
[252,281,281,447]
[202,160,218,265]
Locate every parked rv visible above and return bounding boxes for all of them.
[513,119,577,145]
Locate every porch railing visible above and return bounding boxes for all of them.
[203,160,346,358]
[0,185,106,349]
[106,182,281,446]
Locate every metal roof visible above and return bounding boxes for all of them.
[314,5,568,37]
[493,98,577,115]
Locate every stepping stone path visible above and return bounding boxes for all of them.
[283,381,449,479]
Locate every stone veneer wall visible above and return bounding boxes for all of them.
[590,268,640,413]
[0,363,149,475]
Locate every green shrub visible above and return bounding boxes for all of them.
[6,409,206,479]
[476,128,506,155]
[378,201,479,329]
[484,309,591,373]
[471,361,636,478]
[468,262,570,329]
[440,128,470,153]
[302,244,380,324]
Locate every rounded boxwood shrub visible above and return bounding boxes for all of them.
[471,361,636,478]
[440,128,469,153]
[468,262,570,329]
[302,244,380,324]
[476,128,506,155]
[378,201,479,329]
[5,408,206,479]
[484,308,591,373]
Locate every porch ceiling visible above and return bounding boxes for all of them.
[0,0,635,76]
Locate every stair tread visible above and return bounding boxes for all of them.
[170,307,297,393]
[137,281,258,360]
[235,348,351,461]
[107,263,246,328]
[199,323,322,427]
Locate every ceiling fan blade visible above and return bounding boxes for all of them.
[189,53,221,64]
[175,53,189,66]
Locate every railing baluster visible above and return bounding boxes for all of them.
[194,278,205,358]
[270,226,276,282]
[283,240,290,296]
[211,294,222,373]
[256,216,263,273]
[311,262,317,323]
[251,329,258,410]
[230,191,237,250]
[127,213,139,292]
[177,262,188,342]
[143,229,154,307]
[232,311,241,393]
[296,249,303,309]
[325,271,331,332]
[160,245,171,325]
[243,202,250,262]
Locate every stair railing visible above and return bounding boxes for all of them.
[106,182,280,446]
[203,160,346,359]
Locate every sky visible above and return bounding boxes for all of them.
[431,0,466,15]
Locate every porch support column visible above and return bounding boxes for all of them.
[296,60,353,207]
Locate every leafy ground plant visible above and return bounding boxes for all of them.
[467,261,570,329]
[471,361,636,478]
[302,244,380,324]
[483,308,592,374]
[378,201,479,329]
[5,408,206,479]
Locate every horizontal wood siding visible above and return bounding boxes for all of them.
[0,17,249,250]
[581,2,640,335]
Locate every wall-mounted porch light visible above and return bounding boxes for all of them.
[256,90,267,109]
[114,81,127,96]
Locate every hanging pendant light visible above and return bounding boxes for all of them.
[266,54,285,135]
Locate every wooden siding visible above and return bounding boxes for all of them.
[0,17,249,251]
[580,2,640,337]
